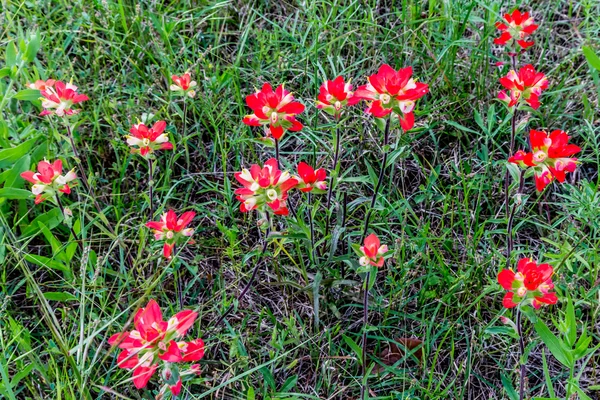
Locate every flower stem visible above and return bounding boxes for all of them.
[182,100,190,171]
[275,138,280,169]
[516,307,527,400]
[324,123,342,240]
[360,271,370,400]
[147,157,154,217]
[360,116,391,243]
[55,194,84,253]
[308,192,316,263]
[506,170,525,269]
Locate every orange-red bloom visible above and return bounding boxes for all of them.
[243,83,304,140]
[20,159,77,204]
[109,300,204,390]
[170,73,197,98]
[294,162,327,193]
[235,158,298,215]
[498,64,548,109]
[498,258,558,309]
[358,234,388,268]
[146,210,195,258]
[509,130,580,191]
[494,10,538,50]
[317,76,359,117]
[38,80,89,117]
[126,121,174,157]
[354,64,429,131]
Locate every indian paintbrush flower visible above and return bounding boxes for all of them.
[234,158,298,215]
[242,83,304,140]
[126,120,174,157]
[20,159,77,204]
[354,64,429,131]
[108,300,204,390]
[145,210,196,258]
[494,9,539,50]
[38,80,89,117]
[498,257,558,309]
[294,162,327,193]
[316,76,359,117]
[170,73,197,98]
[498,64,548,110]
[509,129,580,191]
[358,233,388,268]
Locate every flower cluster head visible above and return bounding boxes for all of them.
[20,160,77,204]
[109,300,204,393]
[243,83,304,140]
[317,76,359,117]
[358,234,388,268]
[494,10,538,50]
[498,64,548,109]
[509,129,581,191]
[354,64,429,131]
[170,73,197,98]
[294,162,327,193]
[126,120,174,157]
[498,258,558,309]
[146,210,196,258]
[234,158,298,215]
[36,80,89,117]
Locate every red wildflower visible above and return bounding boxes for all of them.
[108,300,203,390]
[294,162,327,193]
[39,80,89,117]
[20,159,77,204]
[498,258,558,309]
[316,76,360,117]
[354,64,429,131]
[170,73,197,98]
[243,83,304,140]
[145,210,196,258]
[234,158,298,215]
[126,121,174,157]
[358,234,388,268]
[509,129,581,191]
[498,64,548,109]
[494,10,538,50]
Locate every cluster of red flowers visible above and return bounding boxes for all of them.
[109,300,204,395]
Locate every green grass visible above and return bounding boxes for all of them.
[1,0,600,398]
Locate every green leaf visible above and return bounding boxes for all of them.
[4,155,30,188]
[0,138,38,168]
[541,349,556,397]
[21,208,63,237]
[280,375,298,392]
[565,297,577,347]
[534,319,574,368]
[13,89,41,101]
[5,42,17,67]
[0,67,10,79]
[501,373,518,400]
[0,188,32,199]
[24,32,41,63]
[583,46,600,71]
[42,292,78,302]
[246,387,255,400]
[24,254,70,273]
[342,334,363,365]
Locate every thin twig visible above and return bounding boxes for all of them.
[506,170,525,269]
[360,116,392,243]
[360,271,370,400]
[516,307,526,400]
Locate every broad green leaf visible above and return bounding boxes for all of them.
[246,387,255,400]
[0,188,32,199]
[13,89,41,101]
[342,334,363,365]
[0,67,10,79]
[501,373,518,400]
[583,46,600,71]
[4,155,30,188]
[5,42,17,67]
[0,138,38,168]
[280,375,298,392]
[565,297,576,347]
[534,319,574,368]
[42,292,78,302]
[24,254,69,273]
[21,208,62,237]
[24,33,41,63]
